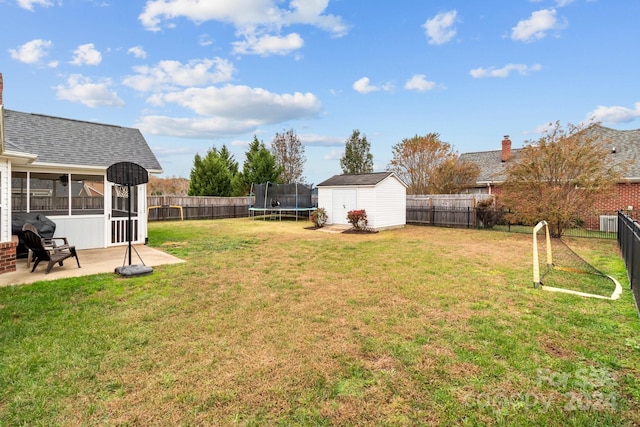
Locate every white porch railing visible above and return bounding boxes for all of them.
[111,217,139,245]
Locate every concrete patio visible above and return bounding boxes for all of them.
[0,245,185,287]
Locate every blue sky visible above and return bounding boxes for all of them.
[2,0,639,185]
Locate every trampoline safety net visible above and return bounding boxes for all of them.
[250,182,315,210]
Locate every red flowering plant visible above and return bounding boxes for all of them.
[310,207,328,228]
[346,209,368,231]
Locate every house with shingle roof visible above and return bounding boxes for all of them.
[459,126,640,214]
[317,172,407,230]
[0,73,162,273]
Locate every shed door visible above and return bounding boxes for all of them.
[332,189,357,225]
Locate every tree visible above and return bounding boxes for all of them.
[501,121,625,237]
[188,146,234,196]
[235,135,283,194]
[340,129,374,174]
[218,144,239,177]
[271,128,306,184]
[387,133,477,194]
[147,176,189,195]
[429,156,480,194]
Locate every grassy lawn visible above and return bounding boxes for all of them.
[1,219,640,426]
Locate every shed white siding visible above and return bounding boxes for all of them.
[317,173,406,230]
[371,176,406,229]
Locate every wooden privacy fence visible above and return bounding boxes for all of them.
[146,195,618,240]
[406,194,493,228]
[147,195,252,221]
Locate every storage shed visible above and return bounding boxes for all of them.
[316,172,407,230]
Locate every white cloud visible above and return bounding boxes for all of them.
[9,39,53,64]
[70,43,102,66]
[127,46,147,59]
[123,58,235,92]
[54,74,125,108]
[404,74,437,92]
[511,9,566,42]
[283,0,349,36]
[136,85,322,138]
[300,133,344,147]
[353,77,380,94]
[158,85,321,120]
[232,32,304,56]
[136,115,261,138]
[423,10,458,45]
[469,63,542,78]
[585,103,640,124]
[138,0,348,57]
[17,0,52,11]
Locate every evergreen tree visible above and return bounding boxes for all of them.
[218,144,239,176]
[188,146,234,196]
[340,129,374,174]
[235,136,283,194]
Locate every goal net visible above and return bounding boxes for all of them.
[532,221,622,300]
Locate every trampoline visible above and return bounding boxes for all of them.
[249,182,316,221]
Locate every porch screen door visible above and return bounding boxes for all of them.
[110,184,139,244]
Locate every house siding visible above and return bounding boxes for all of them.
[0,158,10,243]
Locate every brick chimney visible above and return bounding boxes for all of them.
[0,73,3,105]
[501,135,511,162]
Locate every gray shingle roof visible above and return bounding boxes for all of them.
[317,172,405,187]
[459,125,640,184]
[458,149,521,183]
[3,109,162,172]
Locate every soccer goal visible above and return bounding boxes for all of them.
[532,220,622,300]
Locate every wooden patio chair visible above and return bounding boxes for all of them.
[20,228,81,274]
[21,223,61,268]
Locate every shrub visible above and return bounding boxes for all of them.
[347,209,368,231]
[310,207,328,228]
[476,198,506,228]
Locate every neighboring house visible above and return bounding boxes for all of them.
[0,73,162,273]
[459,126,640,214]
[317,172,407,230]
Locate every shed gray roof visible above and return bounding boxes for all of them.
[459,125,640,184]
[3,109,162,172]
[317,172,406,187]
